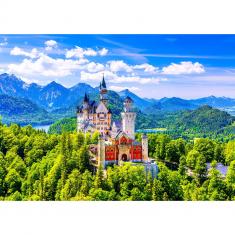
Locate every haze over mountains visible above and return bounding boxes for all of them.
[0,73,235,124]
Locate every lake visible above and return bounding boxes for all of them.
[33,124,51,133]
[136,129,167,134]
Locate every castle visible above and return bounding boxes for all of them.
[77,76,149,168]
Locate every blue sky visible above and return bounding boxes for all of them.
[0,34,235,98]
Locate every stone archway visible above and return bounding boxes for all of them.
[121,154,128,161]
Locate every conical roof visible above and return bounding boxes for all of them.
[101,75,106,89]
[125,96,133,102]
[83,92,89,102]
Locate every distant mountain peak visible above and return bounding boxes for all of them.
[44,81,67,90]
[208,95,217,98]
[0,73,23,82]
[47,81,61,86]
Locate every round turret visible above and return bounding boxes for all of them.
[123,96,133,112]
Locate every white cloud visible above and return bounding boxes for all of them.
[133,63,159,73]
[66,46,108,58]
[98,48,108,56]
[86,62,104,73]
[65,46,95,58]
[10,47,40,59]
[108,60,133,73]
[109,85,140,92]
[107,61,159,74]
[80,70,163,85]
[8,54,88,77]
[45,40,57,51]
[45,40,57,47]
[162,61,205,75]
[80,71,105,82]
[83,48,97,56]
[6,42,167,89]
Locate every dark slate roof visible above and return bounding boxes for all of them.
[114,130,124,139]
[108,107,112,114]
[77,99,98,114]
[113,120,122,129]
[101,76,107,89]
[77,106,82,113]
[83,93,89,102]
[89,100,97,113]
[125,96,133,102]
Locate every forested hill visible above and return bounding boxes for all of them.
[160,105,235,134]
[0,95,53,125]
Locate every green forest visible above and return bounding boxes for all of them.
[1,121,235,201]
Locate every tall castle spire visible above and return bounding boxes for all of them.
[99,74,108,105]
[101,74,106,89]
[83,92,89,103]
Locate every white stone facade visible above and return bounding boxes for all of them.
[121,112,136,140]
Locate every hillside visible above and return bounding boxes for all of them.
[0,94,53,125]
[159,105,235,136]
[48,117,77,134]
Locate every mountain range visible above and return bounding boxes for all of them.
[0,73,100,110]
[0,73,235,125]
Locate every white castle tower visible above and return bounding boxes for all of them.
[121,96,136,140]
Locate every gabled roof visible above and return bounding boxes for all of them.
[96,101,109,113]
[115,130,129,140]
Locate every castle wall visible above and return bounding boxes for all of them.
[142,134,149,162]
[121,112,136,140]
[131,145,142,161]
[105,145,116,161]
[104,142,143,164]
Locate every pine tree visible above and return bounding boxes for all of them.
[75,132,85,149]
[178,155,187,177]
[152,179,164,200]
[94,165,104,189]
